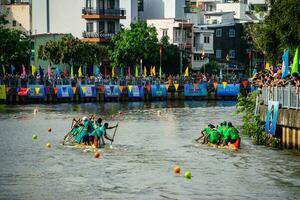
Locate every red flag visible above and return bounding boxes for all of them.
[128,66,131,77]
[104,66,107,77]
[160,47,163,56]
[64,67,68,77]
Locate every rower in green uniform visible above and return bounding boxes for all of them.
[227,122,240,144]
[207,128,221,145]
[96,123,118,146]
[91,118,103,146]
[217,121,227,137]
[195,124,214,144]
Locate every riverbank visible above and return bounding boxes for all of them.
[0,84,251,104]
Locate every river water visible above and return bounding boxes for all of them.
[0,101,299,200]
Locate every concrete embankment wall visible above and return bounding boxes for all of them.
[259,105,300,149]
[0,86,246,104]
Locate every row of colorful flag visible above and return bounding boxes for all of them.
[265,48,299,77]
[1,64,190,77]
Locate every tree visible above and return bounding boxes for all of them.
[159,36,187,75]
[38,35,109,72]
[0,10,30,71]
[245,0,300,63]
[110,22,159,68]
[38,40,62,65]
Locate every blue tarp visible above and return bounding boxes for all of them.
[128,85,144,98]
[80,85,96,98]
[104,85,120,98]
[217,84,240,96]
[151,85,167,97]
[184,83,208,97]
[57,85,74,98]
[28,85,45,98]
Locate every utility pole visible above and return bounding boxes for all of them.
[180,18,184,75]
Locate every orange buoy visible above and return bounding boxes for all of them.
[174,166,181,174]
[48,128,52,133]
[94,152,100,158]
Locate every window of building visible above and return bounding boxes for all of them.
[216,29,222,37]
[107,21,115,33]
[86,0,92,8]
[107,0,115,9]
[194,54,200,61]
[229,50,235,59]
[86,22,94,32]
[98,21,105,33]
[162,29,168,37]
[12,20,16,27]
[216,49,222,59]
[204,36,210,44]
[229,29,235,37]
[212,19,218,24]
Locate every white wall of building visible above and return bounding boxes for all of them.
[216,3,248,19]
[120,0,138,28]
[140,0,185,20]
[1,4,31,34]
[32,0,85,38]
[147,19,176,43]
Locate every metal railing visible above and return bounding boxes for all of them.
[259,84,300,109]
[82,31,115,38]
[82,8,126,17]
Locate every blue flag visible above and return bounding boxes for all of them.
[10,64,15,75]
[252,69,257,76]
[39,66,44,77]
[95,66,100,76]
[220,68,223,81]
[55,65,60,76]
[120,67,124,77]
[282,50,289,78]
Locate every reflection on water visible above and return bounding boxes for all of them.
[0,101,299,200]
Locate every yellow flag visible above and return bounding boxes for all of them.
[222,81,227,89]
[112,66,115,78]
[185,67,189,77]
[82,86,86,93]
[265,63,270,71]
[153,66,156,76]
[174,83,179,91]
[144,66,147,76]
[35,87,40,94]
[150,66,153,76]
[78,66,82,77]
[128,85,133,92]
[31,64,37,76]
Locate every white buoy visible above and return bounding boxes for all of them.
[33,109,38,115]
[157,110,161,116]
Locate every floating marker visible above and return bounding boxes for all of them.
[94,151,100,158]
[46,143,52,148]
[48,128,52,133]
[174,166,181,174]
[184,171,192,179]
[32,134,38,140]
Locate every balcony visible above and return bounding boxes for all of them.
[81,31,115,43]
[82,8,126,20]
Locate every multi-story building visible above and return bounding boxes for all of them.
[0,0,31,34]
[81,0,126,43]
[192,26,214,70]
[120,0,138,28]
[147,18,193,71]
[140,0,186,21]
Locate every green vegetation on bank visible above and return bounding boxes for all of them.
[236,92,280,148]
[0,11,30,68]
[245,0,300,64]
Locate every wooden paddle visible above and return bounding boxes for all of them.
[110,123,119,146]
